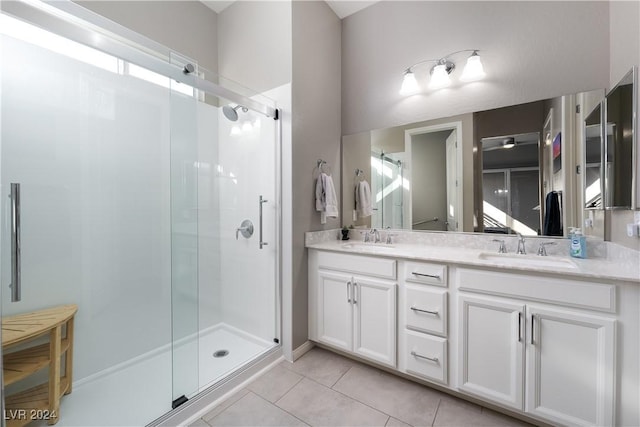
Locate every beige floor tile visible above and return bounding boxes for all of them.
[281,347,355,387]
[433,398,534,427]
[432,397,487,426]
[188,418,211,427]
[277,377,389,426]
[332,364,441,426]
[208,392,307,426]
[202,389,249,422]
[248,364,304,403]
[480,408,535,427]
[386,417,413,427]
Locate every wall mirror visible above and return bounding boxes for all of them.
[342,89,603,237]
[584,102,604,209]
[604,67,637,209]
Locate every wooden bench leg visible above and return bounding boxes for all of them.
[48,325,61,425]
[65,317,74,395]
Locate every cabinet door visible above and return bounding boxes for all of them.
[458,295,525,410]
[317,270,353,352]
[526,306,615,426]
[353,276,397,367]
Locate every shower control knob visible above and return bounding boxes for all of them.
[236,220,254,240]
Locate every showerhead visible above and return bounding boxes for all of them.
[223,104,248,122]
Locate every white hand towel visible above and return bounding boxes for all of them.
[355,180,373,218]
[323,173,339,218]
[315,172,339,224]
[315,173,325,212]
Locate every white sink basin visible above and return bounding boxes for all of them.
[341,243,397,253]
[477,252,578,269]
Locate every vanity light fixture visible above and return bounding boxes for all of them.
[400,49,485,95]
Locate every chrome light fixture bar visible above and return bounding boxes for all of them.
[400,49,486,95]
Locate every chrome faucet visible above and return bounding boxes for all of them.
[537,241,557,256]
[492,239,507,253]
[370,228,381,243]
[386,233,397,244]
[363,231,371,242]
[516,232,526,255]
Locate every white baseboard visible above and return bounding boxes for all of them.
[292,340,314,361]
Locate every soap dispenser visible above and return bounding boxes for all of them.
[569,228,587,259]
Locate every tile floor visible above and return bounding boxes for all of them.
[190,347,534,427]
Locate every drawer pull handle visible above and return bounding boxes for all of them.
[410,306,439,315]
[346,281,352,303]
[531,314,535,345]
[353,282,358,305]
[411,351,438,363]
[411,272,441,280]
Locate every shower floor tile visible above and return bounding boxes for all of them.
[32,350,172,427]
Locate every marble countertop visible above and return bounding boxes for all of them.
[306,239,640,283]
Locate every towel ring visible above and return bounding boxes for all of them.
[316,159,331,175]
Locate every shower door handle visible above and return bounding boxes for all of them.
[259,195,268,249]
[10,183,21,302]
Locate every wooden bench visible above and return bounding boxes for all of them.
[2,305,77,426]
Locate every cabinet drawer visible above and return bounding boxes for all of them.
[316,250,396,280]
[456,268,616,313]
[405,285,447,336]
[404,261,447,287]
[403,330,447,385]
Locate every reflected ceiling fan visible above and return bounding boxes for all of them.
[481,133,539,152]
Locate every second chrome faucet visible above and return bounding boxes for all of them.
[363,228,381,243]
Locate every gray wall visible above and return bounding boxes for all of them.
[291,1,342,349]
[78,1,218,73]
[411,131,449,231]
[218,1,292,92]
[341,1,610,135]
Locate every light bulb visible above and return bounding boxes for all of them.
[400,70,419,95]
[429,64,451,89]
[460,51,486,82]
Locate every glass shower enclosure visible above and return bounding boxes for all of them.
[0,1,281,425]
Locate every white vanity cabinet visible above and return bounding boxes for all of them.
[457,268,616,427]
[309,250,397,367]
[307,244,637,427]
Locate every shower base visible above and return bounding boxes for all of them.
[29,324,273,427]
[198,324,274,391]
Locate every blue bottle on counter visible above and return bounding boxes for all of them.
[569,228,587,258]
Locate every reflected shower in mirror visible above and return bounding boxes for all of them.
[370,150,406,229]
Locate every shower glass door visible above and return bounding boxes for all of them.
[0,8,191,425]
[195,76,280,390]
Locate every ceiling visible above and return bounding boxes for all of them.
[200,0,379,19]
